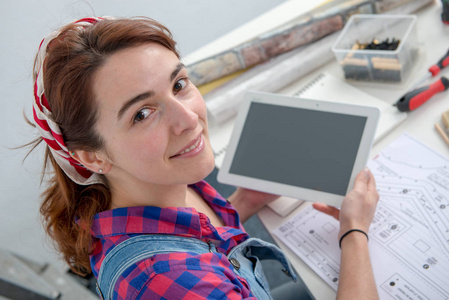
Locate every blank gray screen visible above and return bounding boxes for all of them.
[229,102,367,196]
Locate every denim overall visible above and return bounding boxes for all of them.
[96,235,297,300]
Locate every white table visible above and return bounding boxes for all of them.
[257,3,449,299]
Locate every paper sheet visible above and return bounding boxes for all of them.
[273,134,449,299]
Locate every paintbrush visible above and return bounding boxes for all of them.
[435,109,449,147]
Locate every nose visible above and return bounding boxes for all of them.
[168,98,198,135]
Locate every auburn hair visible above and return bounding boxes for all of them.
[31,17,179,275]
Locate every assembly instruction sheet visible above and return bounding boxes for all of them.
[273,134,449,299]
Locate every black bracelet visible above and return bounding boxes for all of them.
[339,229,369,249]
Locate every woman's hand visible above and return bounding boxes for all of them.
[228,188,280,223]
[312,168,379,237]
[233,187,280,206]
[314,168,380,300]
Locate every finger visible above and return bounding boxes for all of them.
[312,203,340,220]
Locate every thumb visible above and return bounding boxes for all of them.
[353,168,370,192]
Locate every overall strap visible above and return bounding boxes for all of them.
[96,235,217,300]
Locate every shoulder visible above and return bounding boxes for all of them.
[112,252,254,299]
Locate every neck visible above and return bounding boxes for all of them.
[106,174,225,227]
[108,176,189,209]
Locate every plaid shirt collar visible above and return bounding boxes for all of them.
[90,180,248,250]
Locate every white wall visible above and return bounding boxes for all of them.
[0,0,286,267]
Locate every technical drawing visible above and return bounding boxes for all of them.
[273,134,449,299]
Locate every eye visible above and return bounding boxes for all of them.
[133,107,152,123]
[173,78,188,93]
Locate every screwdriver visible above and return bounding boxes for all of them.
[395,76,449,112]
[408,48,449,91]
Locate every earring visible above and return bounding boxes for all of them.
[71,152,75,156]
[98,169,103,173]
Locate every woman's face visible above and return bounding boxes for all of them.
[92,43,215,187]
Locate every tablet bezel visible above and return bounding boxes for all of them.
[217,91,380,207]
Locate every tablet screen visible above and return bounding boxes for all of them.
[229,102,367,196]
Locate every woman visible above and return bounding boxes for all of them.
[31,17,379,299]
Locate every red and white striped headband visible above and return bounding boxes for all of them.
[33,17,107,185]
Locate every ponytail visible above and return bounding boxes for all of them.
[40,148,110,275]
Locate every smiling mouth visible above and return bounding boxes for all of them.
[171,136,202,158]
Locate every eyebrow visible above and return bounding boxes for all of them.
[117,90,155,121]
[117,63,186,121]
[170,63,185,82]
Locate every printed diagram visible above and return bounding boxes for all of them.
[273,134,449,299]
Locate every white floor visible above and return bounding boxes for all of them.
[0,0,287,268]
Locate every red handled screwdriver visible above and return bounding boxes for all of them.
[408,48,449,91]
[395,76,449,112]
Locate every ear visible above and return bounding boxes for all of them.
[71,150,111,174]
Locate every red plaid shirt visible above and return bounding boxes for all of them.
[90,181,257,299]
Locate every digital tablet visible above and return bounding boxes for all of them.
[217,91,380,207]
